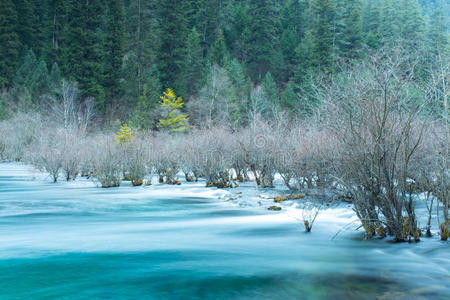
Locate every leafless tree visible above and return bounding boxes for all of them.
[323,50,429,241]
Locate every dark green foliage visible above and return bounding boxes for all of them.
[104,0,125,103]
[45,0,68,65]
[262,72,279,109]
[157,0,189,97]
[0,0,447,121]
[341,0,363,59]
[13,49,52,101]
[131,71,161,130]
[185,27,205,96]
[311,0,336,72]
[210,29,228,66]
[280,81,298,112]
[64,0,106,110]
[125,0,159,99]
[246,0,282,82]
[0,0,20,87]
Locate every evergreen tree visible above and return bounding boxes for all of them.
[185,27,205,97]
[13,49,38,88]
[104,0,125,103]
[132,71,161,130]
[311,0,336,72]
[14,0,34,54]
[262,72,279,109]
[157,0,189,96]
[225,58,252,123]
[210,29,228,66]
[342,0,363,59]
[427,8,448,54]
[30,58,50,101]
[293,31,314,87]
[125,0,159,98]
[49,62,62,91]
[45,0,68,65]
[64,0,106,110]
[280,81,298,112]
[399,0,424,48]
[228,5,251,63]
[246,0,282,82]
[0,0,20,87]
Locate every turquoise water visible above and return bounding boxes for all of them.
[0,163,449,299]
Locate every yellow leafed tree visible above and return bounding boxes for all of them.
[115,123,134,145]
[158,88,189,132]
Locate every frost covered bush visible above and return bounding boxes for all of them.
[239,117,278,188]
[178,134,203,182]
[59,130,82,181]
[27,129,66,182]
[123,136,150,186]
[91,136,122,188]
[0,112,43,161]
[189,126,236,188]
[323,54,428,241]
[151,134,181,185]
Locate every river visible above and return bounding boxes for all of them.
[0,163,448,299]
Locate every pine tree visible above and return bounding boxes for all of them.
[225,58,252,123]
[14,0,34,54]
[125,0,159,98]
[0,0,20,87]
[311,0,336,72]
[262,72,279,109]
[158,88,189,132]
[427,8,448,55]
[64,0,106,110]
[157,0,189,97]
[399,0,424,49]
[132,72,161,130]
[30,58,50,101]
[280,81,298,112]
[13,49,38,88]
[210,29,228,66]
[228,5,251,63]
[45,0,68,65]
[246,0,282,82]
[293,30,314,87]
[342,0,363,59]
[185,27,205,97]
[104,0,125,103]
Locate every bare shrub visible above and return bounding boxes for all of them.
[91,135,122,188]
[0,112,43,161]
[151,133,181,185]
[324,52,428,241]
[122,136,150,186]
[194,126,236,188]
[301,199,325,232]
[239,116,277,188]
[27,129,69,182]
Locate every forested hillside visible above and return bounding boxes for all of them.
[0,0,448,126]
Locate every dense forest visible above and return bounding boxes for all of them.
[0,0,448,127]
